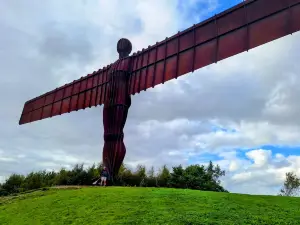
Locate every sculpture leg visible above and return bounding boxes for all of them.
[103,101,130,181]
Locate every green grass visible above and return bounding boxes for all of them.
[1,187,300,225]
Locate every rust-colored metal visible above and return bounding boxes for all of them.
[129,0,300,95]
[102,38,132,180]
[19,0,300,180]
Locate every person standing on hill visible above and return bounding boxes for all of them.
[92,167,109,186]
[100,167,109,187]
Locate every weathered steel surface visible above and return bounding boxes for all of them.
[19,66,111,124]
[19,0,300,125]
[102,69,131,179]
[102,38,132,179]
[129,0,300,95]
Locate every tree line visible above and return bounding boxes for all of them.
[0,161,227,196]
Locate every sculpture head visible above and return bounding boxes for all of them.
[117,38,132,59]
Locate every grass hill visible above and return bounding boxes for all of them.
[1,187,300,225]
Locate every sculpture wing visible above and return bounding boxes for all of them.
[19,65,112,125]
[128,0,300,95]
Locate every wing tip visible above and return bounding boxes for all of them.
[18,118,24,125]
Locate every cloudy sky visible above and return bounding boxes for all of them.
[1,0,300,195]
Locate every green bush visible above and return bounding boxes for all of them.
[1,174,25,194]
[0,161,227,196]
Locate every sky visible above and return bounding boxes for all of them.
[0,0,300,196]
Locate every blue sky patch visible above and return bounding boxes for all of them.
[242,145,300,157]
[177,0,244,26]
[188,144,300,165]
[188,152,223,164]
[211,125,237,133]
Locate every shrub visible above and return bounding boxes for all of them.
[0,161,227,196]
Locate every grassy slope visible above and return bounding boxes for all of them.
[0,187,300,225]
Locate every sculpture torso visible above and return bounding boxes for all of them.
[104,57,132,108]
[102,56,132,180]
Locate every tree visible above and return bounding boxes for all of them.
[135,164,146,179]
[169,165,186,188]
[168,163,227,192]
[157,165,171,187]
[117,163,133,186]
[135,164,146,186]
[0,183,9,196]
[279,172,300,197]
[86,163,99,185]
[148,166,155,178]
[68,164,88,185]
[22,171,52,190]
[54,168,71,185]
[206,161,226,184]
[2,174,25,194]
[146,166,156,187]
[184,164,206,189]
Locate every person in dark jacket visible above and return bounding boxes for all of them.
[92,167,109,186]
[99,167,109,186]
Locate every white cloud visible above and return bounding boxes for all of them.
[216,149,300,195]
[0,0,300,195]
[228,161,240,172]
[246,149,271,168]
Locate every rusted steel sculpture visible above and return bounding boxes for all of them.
[19,0,300,180]
[102,39,132,179]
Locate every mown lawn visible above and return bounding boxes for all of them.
[0,187,300,225]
